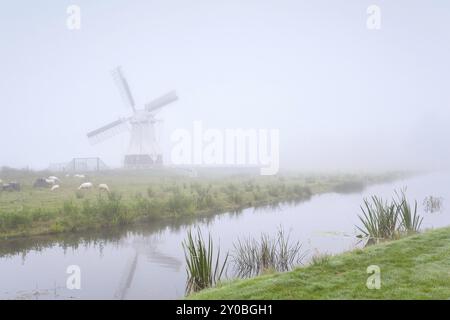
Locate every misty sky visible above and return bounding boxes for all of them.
[0,0,449,171]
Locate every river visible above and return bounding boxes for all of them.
[0,172,449,299]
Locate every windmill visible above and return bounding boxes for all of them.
[87,67,178,168]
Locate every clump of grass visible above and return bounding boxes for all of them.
[183,228,228,294]
[357,195,399,241]
[132,195,164,220]
[99,192,130,225]
[168,191,196,216]
[0,211,32,231]
[232,227,304,278]
[357,189,423,243]
[310,252,332,266]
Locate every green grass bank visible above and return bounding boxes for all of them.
[0,168,404,239]
[190,227,450,300]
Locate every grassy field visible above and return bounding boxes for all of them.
[190,227,450,300]
[0,167,404,239]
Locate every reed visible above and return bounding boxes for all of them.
[182,228,228,294]
[357,189,423,243]
[357,195,399,241]
[395,190,422,234]
[232,227,304,278]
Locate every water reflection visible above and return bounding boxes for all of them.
[0,215,213,259]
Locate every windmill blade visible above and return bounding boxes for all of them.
[111,67,136,112]
[87,118,129,144]
[145,91,178,113]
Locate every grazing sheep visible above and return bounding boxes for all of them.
[45,178,56,185]
[48,176,60,182]
[51,185,60,191]
[78,182,93,190]
[74,174,86,179]
[98,184,110,193]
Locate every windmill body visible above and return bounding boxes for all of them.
[126,111,161,167]
[87,67,178,169]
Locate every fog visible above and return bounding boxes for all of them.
[1,0,449,172]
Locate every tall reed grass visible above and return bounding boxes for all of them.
[395,190,422,234]
[231,227,304,278]
[357,189,422,243]
[182,228,228,294]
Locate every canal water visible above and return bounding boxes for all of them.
[0,172,449,299]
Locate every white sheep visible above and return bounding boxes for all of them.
[74,174,86,179]
[45,178,56,185]
[51,185,60,191]
[48,176,60,182]
[78,182,93,190]
[98,184,110,193]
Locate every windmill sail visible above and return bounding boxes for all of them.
[145,91,178,113]
[87,118,128,144]
[112,67,136,112]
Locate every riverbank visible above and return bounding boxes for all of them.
[190,227,450,299]
[0,169,406,239]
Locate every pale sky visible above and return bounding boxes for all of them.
[0,0,449,171]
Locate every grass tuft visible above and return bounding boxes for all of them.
[182,228,228,294]
[357,189,423,243]
[231,227,304,278]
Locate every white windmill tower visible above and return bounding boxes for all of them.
[87,67,178,168]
